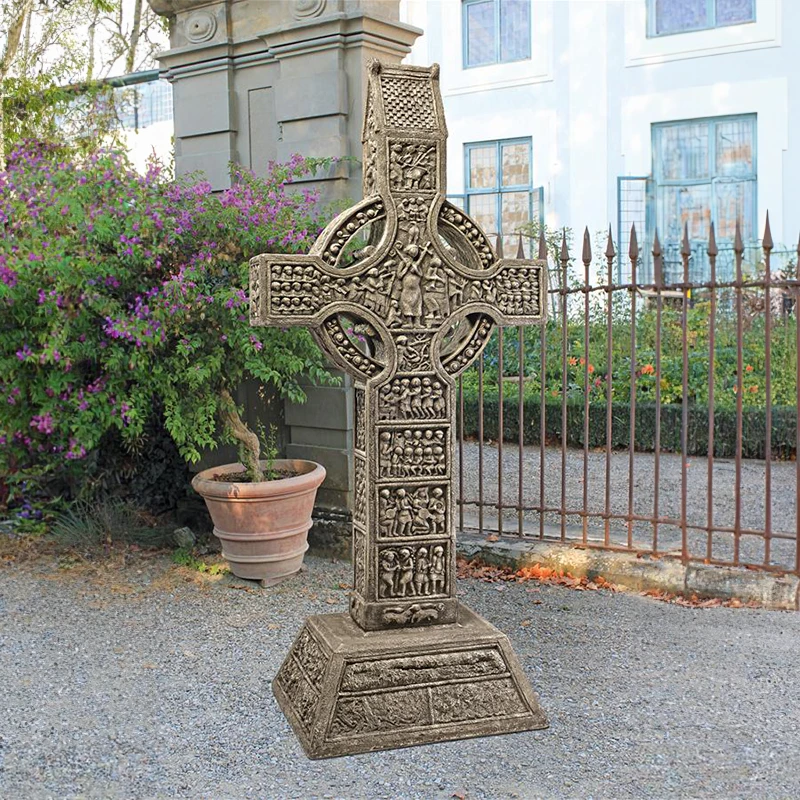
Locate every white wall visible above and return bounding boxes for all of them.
[402,0,799,254]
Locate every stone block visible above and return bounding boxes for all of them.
[275,72,347,122]
[285,385,353,430]
[285,443,351,491]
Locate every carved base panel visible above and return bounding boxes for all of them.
[272,605,548,759]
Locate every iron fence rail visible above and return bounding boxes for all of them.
[456,216,800,576]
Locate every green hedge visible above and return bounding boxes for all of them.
[460,392,797,460]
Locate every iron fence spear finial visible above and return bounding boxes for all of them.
[582,226,591,267]
[707,221,718,257]
[605,225,615,260]
[681,222,691,257]
[516,232,525,259]
[629,223,639,261]
[653,228,663,287]
[538,228,547,261]
[734,219,744,254]
[763,210,774,252]
[495,233,504,259]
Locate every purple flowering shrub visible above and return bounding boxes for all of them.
[0,141,332,488]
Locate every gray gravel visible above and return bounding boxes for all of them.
[459,442,798,570]
[2,553,800,799]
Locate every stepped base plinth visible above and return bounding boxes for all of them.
[273,605,548,759]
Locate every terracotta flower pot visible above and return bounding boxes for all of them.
[191,459,326,585]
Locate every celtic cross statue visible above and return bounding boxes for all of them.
[251,61,548,758]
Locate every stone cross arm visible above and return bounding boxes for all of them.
[250,239,547,354]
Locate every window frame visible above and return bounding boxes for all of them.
[464,137,535,243]
[647,0,756,38]
[650,113,757,254]
[462,0,532,69]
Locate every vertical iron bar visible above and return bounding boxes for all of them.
[517,234,525,537]
[628,225,639,549]
[458,374,465,532]
[560,231,569,541]
[518,325,525,537]
[498,325,504,537]
[706,224,718,562]
[734,222,745,566]
[652,231,664,553]
[604,228,615,546]
[796,233,800,575]
[582,228,592,544]
[763,214,773,565]
[539,230,548,539]
[478,351,485,536]
[680,224,690,563]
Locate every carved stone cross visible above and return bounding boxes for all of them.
[251,61,548,758]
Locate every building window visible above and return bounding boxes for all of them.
[652,114,756,279]
[648,0,755,38]
[463,0,531,68]
[465,138,536,254]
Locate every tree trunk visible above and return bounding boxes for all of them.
[126,0,143,74]
[87,8,99,81]
[219,388,263,482]
[0,0,35,171]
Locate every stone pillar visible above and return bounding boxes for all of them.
[147,0,421,529]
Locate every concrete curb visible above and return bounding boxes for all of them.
[456,532,800,611]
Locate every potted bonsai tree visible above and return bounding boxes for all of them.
[0,143,333,582]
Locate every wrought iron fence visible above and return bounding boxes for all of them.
[456,216,800,576]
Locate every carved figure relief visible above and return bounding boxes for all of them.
[377,427,447,478]
[378,544,447,598]
[275,626,327,730]
[389,141,437,192]
[382,602,444,625]
[353,524,366,595]
[341,649,507,692]
[354,388,366,452]
[378,485,447,537]
[353,457,366,525]
[378,375,446,420]
[394,333,431,371]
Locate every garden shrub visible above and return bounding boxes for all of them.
[460,386,797,460]
[0,141,333,510]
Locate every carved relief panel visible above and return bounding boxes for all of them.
[377,426,448,479]
[377,541,448,600]
[378,374,447,421]
[377,484,448,538]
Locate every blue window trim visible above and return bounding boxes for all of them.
[464,137,535,238]
[647,0,756,38]
[650,113,757,243]
[462,0,531,69]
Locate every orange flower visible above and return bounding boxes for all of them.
[579,357,586,366]
[551,389,559,397]
[568,357,578,366]
[749,385,758,393]
[588,364,595,374]
[641,364,655,376]
[745,364,753,373]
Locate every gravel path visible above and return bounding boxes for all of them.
[458,443,798,570]
[2,552,800,799]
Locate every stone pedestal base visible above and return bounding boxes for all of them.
[273,606,548,759]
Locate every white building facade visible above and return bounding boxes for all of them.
[401,0,798,281]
